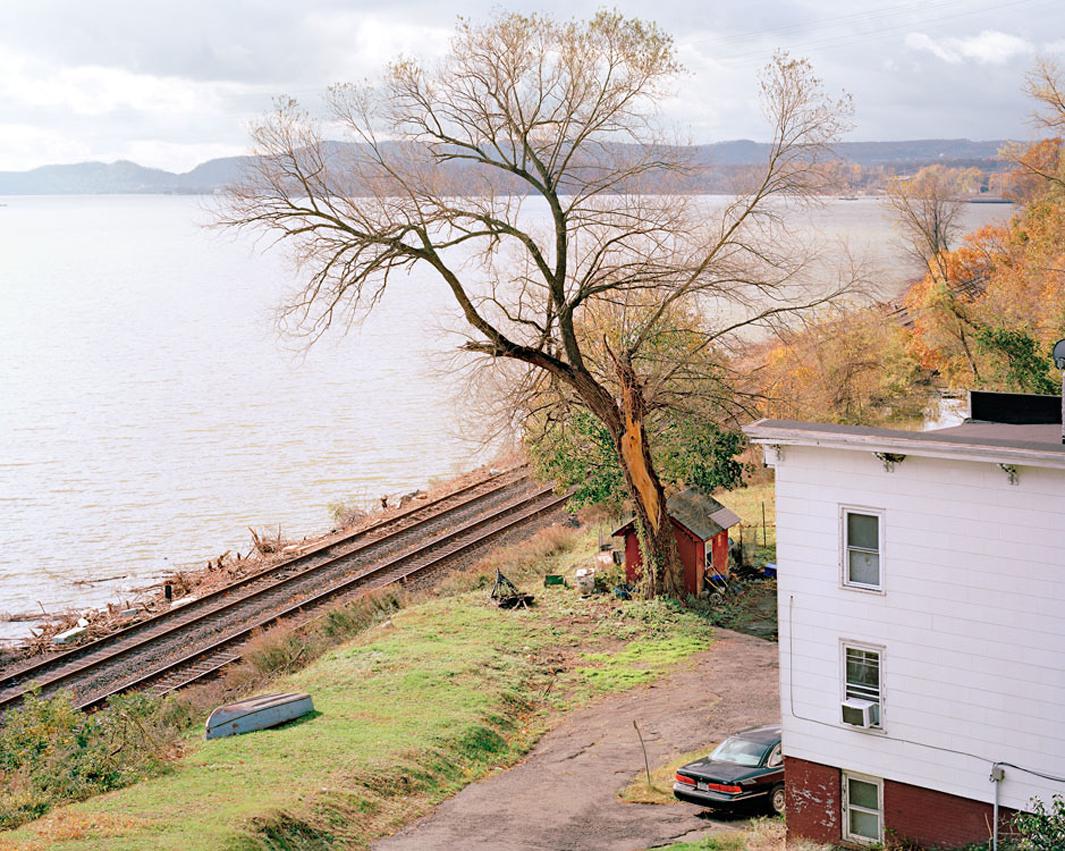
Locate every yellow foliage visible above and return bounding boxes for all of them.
[903,157,1065,391]
[759,308,930,426]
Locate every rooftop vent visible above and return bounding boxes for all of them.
[969,390,1061,425]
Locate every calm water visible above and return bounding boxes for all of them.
[0,195,1011,636]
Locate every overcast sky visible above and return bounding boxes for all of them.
[1,0,1062,173]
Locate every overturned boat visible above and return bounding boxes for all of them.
[205,692,314,740]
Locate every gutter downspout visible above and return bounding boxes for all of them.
[989,763,1004,851]
[1053,338,1065,444]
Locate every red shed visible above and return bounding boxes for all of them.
[611,488,741,596]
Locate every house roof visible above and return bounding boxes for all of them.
[743,418,1065,470]
[611,488,742,541]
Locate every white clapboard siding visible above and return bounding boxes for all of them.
[776,445,1065,812]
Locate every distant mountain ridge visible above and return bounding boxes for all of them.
[0,139,1008,196]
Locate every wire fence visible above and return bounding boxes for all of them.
[734,500,776,567]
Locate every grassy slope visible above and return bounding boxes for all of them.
[4,532,715,850]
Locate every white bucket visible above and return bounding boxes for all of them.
[575,567,596,595]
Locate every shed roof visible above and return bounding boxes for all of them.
[611,488,741,541]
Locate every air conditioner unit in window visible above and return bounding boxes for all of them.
[841,698,877,728]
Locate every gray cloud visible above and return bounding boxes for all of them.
[0,0,1061,171]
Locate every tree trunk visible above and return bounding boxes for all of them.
[612,358,686,598]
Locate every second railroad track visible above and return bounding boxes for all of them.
[0,467,569,713]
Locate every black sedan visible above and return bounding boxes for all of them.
[673,724,785,815]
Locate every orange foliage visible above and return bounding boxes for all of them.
[759,308,930,426]
[1004,137,1065,201]
[903,156,1065,390]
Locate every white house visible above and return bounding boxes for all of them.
[745,391,1065,848]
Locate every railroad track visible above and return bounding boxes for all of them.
[0,467,568,713]
[0,465,526,689]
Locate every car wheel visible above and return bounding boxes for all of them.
[769,783,786,815]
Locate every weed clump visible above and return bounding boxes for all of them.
[0,690,186,830]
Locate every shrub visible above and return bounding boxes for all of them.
[1014,795,1065,850]
[0,690,185,829]
[241,590,405,679]
[328,498,368,528]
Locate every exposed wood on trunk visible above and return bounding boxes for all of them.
[614,358,685,597]
[620,398,662,532]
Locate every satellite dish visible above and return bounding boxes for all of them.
[1054,339,1065,370]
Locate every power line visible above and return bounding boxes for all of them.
[714,0,1048,62]
[701,0,963,48]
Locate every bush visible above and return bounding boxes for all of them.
[0,690,186,829]
[241,590,405,678]
[1014,795,1065,850]
[328,498,368,528]
[593,562,626,593]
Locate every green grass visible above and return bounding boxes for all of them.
[653,837,747,851]
[3,529,716,850]
[715,479,776,556]
[577,634,711,691]
[648,818,826,851]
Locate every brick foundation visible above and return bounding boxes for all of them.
[785,756,1015,848]
[883,775,1014,849]
[785,757,841,844]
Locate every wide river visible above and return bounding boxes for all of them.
[0,194,1011,637]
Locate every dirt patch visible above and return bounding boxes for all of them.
[374,629,779,851]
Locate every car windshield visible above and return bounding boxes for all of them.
[709,736,770,767]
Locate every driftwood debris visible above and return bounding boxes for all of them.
[8,464,514,661]
[72,573,130,587]
[248,526,288,555]
[398,489,426,508]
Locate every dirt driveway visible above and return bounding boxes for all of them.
[375,629,779,851]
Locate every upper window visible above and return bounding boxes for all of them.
[843,772,883,844]
[843,509,882,589]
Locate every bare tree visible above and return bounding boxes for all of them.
[884,165,966,282]
[1027,57,1065,131]
[884,165,981,380]
[1011,58,1065,192]
[220,12,855,597]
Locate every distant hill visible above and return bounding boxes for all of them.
[692,138,1006,166]
[0,139,1009,196]
[0,156,255,195]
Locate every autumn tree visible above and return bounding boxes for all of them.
[220,13,855,597]
[758,307,931,426]
[903,204,1063,392]
[1028,57,1065,132]
[884,165,973,280]
[1005,59,1065,194]
[885,165,992,380]
[901,60,1065,394]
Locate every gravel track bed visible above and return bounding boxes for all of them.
[18,486,565,707]
[0,472,537,703]
[141,500,573,699]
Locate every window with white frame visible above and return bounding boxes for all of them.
[843,644,882,727]
[843,509,882,589]
[842,772,883,844]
